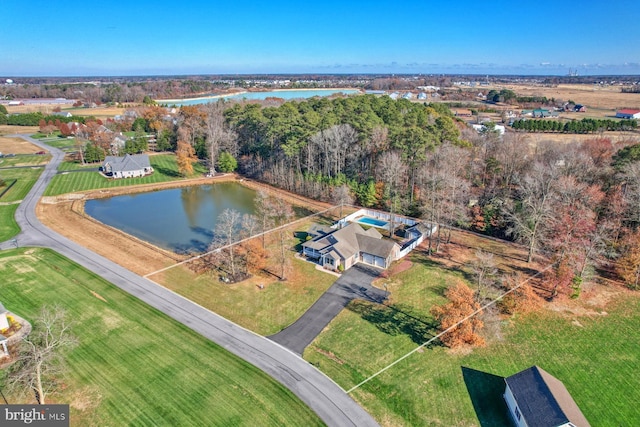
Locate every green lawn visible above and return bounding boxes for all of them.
[0,248,324,427]
[161,230,336,336]
[45,155,207,196]
[0,205,19,241]
[0,167,43,202]
[0,154,48,168]
[305,251,640,426]
[42,136,79,151]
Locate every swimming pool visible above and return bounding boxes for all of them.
[357,216,389,228]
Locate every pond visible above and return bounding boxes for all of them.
[161,89,361,106]
[84,182,257,254]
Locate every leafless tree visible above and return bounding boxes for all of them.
[376,150,407,235]
[209,209,245,280]
[506,162,559,262]
[469,249,498,302]
[6,306,77,404]
[203,101,237,175]
[331,184,354,218]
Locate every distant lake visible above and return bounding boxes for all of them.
[162,89,360,106]
[85,182,256,254]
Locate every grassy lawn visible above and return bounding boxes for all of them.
[41,137,79,151]
[161,225,337,336]
[304,250,640,426]
[0,167,43,202]
[0,154,48,168]
[45,154,207,196]
[0,205,19,240]
[0,248,324,427]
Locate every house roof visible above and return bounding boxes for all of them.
[617,109,640,115]
[505,366,590,427]
[302,223,397,261]
[103,154,151,173]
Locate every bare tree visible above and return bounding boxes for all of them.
[376,150,407,235]
[203,101,237,175]
[506,162,559,262]
[331,184,354,219]
[469,249,498,302]
[209,209,245,281]
[6,306,77,404]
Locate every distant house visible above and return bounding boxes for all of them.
[389,92,400,100]
[102,154,153,179]
[453,109,473,117]
[302,223,400,271]
[574,104,586,112]
[402,92,413,99]
[52,111,73,118]
[504,366,590,427]
[417,92,427,100]
[615,109,640,119]
[472,123,505,135]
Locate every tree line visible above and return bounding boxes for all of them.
[512,117,637,133]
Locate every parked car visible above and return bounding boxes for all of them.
[35,151,46,155]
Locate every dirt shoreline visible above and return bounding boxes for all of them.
[37,174,332,277]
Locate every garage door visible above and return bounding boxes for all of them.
[362,253,375,265]
[374,256,386,268]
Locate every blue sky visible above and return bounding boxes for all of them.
[1,0,639,76]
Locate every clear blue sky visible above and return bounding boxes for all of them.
[1,0,639,76]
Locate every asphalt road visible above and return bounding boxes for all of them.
[269,264,387,355]
[0,135,379,427]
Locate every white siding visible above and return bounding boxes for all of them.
[504,385,528,427]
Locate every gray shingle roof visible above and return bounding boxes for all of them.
[103,154,151,173]
[302,223,398,262]
[505,366,590,427]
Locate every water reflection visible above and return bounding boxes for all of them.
[85,182,257,254]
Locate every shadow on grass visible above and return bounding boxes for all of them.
[347,300,439,346]
[461,367,512,427]
[153,165,180,178]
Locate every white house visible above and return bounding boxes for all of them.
[504,366,590,427]
[102,154,153,179]
[615,109,640,119]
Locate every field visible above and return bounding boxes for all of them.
[500,83,640,111]
[0,126,42,155]
[5,104,126,121]
[302,242,639,427]
[44,154,208,196]
[0,248,324,427]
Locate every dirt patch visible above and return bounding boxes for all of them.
[70,386,102,412]
[90,290,107,303]
[313,347,345,365]
[0,135,42,154]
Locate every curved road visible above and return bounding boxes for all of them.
[0,136,379,427]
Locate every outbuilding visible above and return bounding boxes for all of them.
[615,109,640,119]
[504,366,590,427]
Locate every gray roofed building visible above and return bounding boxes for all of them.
[102,154,154,179]
[504,366,590,427]
[302,223,399,271]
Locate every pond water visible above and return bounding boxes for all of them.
[163,89,360,106]
[84,182,257,254]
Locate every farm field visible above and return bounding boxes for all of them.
[0,126,42,155]
[304,248,639,426]
[0,248,324,427]
[44,154,208,196]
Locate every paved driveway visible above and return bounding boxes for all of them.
[269,263,388,355]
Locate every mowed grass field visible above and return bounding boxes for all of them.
[0,167,43,240]
[0,248,324,427]
[304,250,640,426]
[44,154,207,196]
